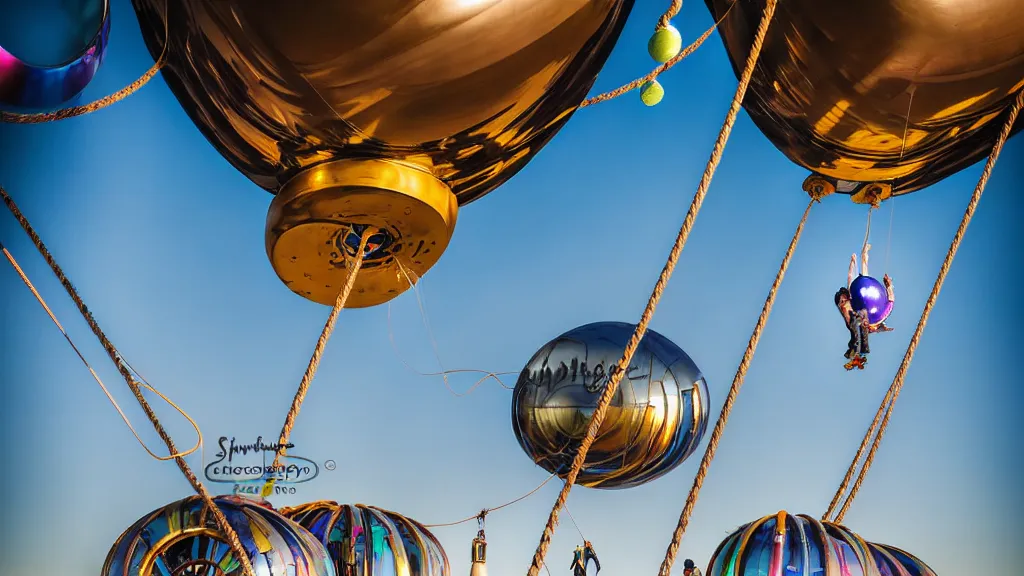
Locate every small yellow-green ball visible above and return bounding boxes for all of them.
[640,80,664,106]
[648,24,682,63]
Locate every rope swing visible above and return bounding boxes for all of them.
[0,187,259,576]
[823,88,1024,525]
[524,1,779,574]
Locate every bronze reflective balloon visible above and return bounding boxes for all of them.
[706,0,1024,196]
[131,0,634,307]
[511,322,710,489]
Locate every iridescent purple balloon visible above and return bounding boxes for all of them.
[850,275,892,326]
[0,0,110,109]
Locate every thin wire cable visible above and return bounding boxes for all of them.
[862,205,874,269]
[526,3,779,574]
[885,89,914,273]
[423,472,558,527]
[563,504,585,541]
[0,186,257,576]
[386,259,515,395]
[824,88,1024,524]
[885,198,896,274]
[2,241,202,460]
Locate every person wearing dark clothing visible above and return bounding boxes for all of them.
[570,541,601,576]
[835,287,870,361]
[683,559,703,576]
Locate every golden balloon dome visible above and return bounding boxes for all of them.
[131,0,634,306]
[707,0,1024,195]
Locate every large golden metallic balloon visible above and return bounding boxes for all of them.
[706,0,1024,196]
[131,0,634,307]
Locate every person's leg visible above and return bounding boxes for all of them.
[848,320,861,357]
[860,322,870,354]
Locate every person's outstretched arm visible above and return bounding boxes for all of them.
[849,254,857,288]
[884,274,895,302]
[861,243,871,277]
[591,551,601,572]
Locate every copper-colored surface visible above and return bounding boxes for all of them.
[707,0,1024,194]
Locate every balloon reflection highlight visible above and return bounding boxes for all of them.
[850,275,891,326]
[511,321,710,489]
[705,0,1024,195]
[130,0,635,307]
[707,511,940,576]
[102,495,335,576]
[283,501,449,576]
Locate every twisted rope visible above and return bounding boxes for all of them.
[825,88,1024,525]
[261,232,371,497]
[0,186,256,576]
[581,2,736,108]
[658,191,822,575]
[524,2,779,574]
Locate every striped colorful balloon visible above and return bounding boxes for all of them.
[708,512,877,576]
[102,494,334,576]
[282,501,449,576]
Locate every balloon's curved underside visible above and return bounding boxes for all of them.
[707,0,1024,195]
[130,0,635,205]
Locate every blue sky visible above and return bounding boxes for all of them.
[1,1,1022,575]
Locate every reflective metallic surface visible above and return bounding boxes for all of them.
[102,495,335,576]
[282,501,449,576]
[511,322,710,489]
[708,512,876,576]
[869,542,939,576]
[0,0,110,109]
[850,275,892,326]
[706,0,1024,195]
[130,0,634,306]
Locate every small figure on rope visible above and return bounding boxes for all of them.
[683,558,703,576]
[570,541,601,576]
[836,243,896,370]
[835,286,870,370]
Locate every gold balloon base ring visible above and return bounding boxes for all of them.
[266,159,459,308]
[802,174,894,207]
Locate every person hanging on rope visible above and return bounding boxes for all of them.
[835,286,870,369]
[570,541,601,576]
[683,558,703,576]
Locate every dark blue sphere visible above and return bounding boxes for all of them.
[850,275,891,326]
